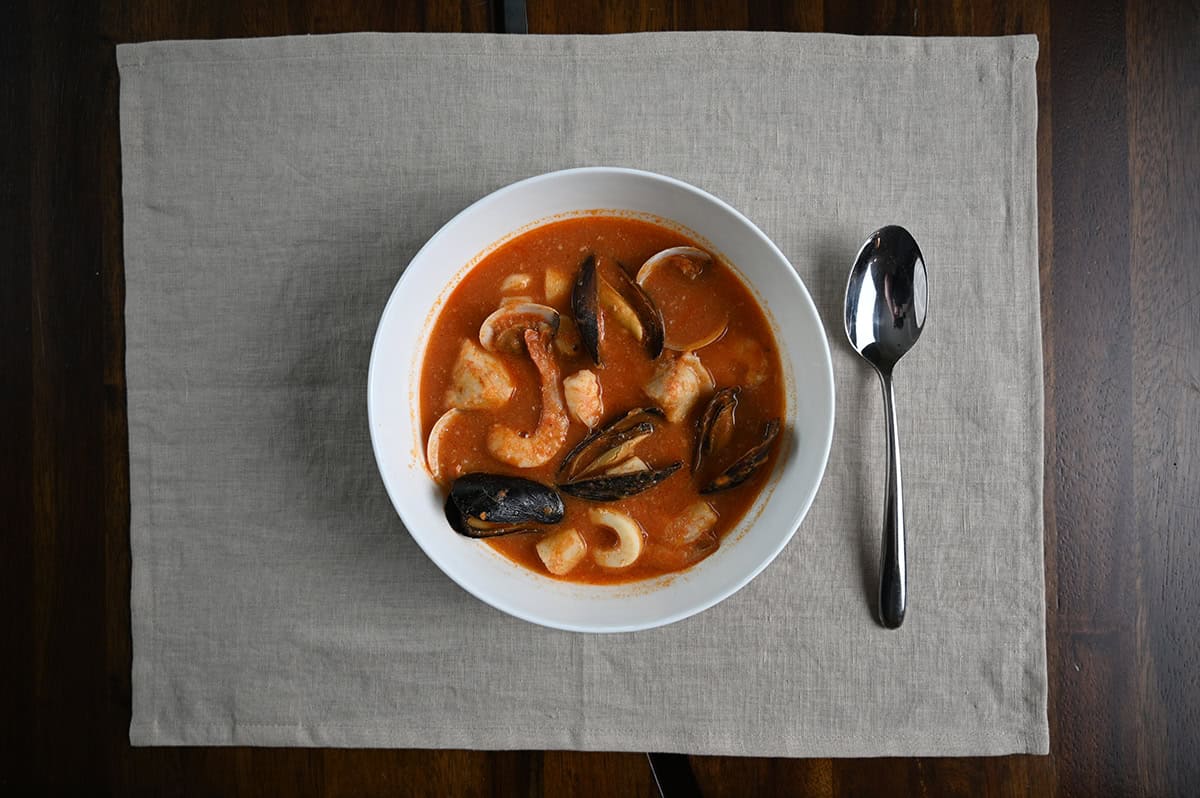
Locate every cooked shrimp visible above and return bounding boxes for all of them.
[487,327,569,468]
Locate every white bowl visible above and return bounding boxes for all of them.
[368,167,834,633]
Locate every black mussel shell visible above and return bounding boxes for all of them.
[572,253,666,364]
[608,261,665,359]
[445,473,565,538]
[557,407,665,483]
[572,254,602,366]
[694,386,741,474]
[700,419,782,494]
[559,461,683,501]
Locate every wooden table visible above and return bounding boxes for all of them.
[7,0,1197,794]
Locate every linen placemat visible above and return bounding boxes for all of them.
[118,32,1046,755]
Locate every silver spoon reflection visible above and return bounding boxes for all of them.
[844,226,927,629]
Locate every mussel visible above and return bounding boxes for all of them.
[561,462,683,502]
[693,386,740,474]
[700,417,782,494]
[605,261,664,358]
[556,407,682,501]
[444,473,565,538]
[571,254,665,365]
[572,255,603,364]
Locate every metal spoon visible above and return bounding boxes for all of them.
[844,226,927,629]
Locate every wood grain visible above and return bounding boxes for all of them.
[7,0,1198,794]
[27,0,108,791]
[1047,0,1139,794]
[1,1,34,790]
[1127,1,1200,795]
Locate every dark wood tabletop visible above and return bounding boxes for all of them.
[7,0,1198,795]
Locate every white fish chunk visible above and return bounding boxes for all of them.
[501,273,532,293]
[664,501,719,544]
[563,369,603,428]
[643,351,714,423]
[536,528,588,576]
[545,269,571,305]
[728,336,770,387]
[444,339,514,411]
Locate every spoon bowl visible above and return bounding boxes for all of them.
[845,226,927,374]
[844,225,927,628]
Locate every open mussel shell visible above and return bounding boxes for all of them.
[606,261,664,359]
[694,386,740,474]
[700,418,782,494]
[445,473,565,538]
[557,407,664,483]
[559,461,683,501]
[571,253,665,364]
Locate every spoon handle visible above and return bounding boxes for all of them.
[878,371,907,629]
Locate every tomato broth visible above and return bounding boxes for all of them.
[420,215,785,584]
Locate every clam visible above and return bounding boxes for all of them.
[426,408,463,483]
[635,246,728,352]
[556,407,682,500]
[700,417,782,494]
[479,302,560,354]
[444,473,565,538]
[635,246,712,284]
[571,254,665,365]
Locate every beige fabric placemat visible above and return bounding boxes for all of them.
[118,32,1046,755]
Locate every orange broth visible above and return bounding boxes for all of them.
[419,215,785,584]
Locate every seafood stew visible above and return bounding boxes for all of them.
[420,215,785,584]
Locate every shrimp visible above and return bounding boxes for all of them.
[487,327,569,468]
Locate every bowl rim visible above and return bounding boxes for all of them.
[367,166,836,633]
